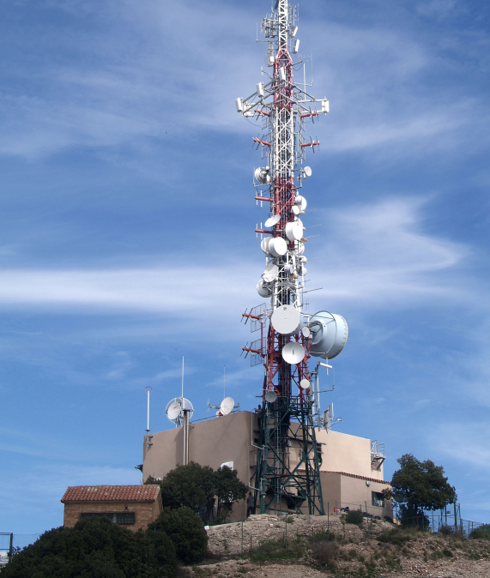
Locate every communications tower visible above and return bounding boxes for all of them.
[238,0,348,515]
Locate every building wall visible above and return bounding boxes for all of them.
[340,475,393,518]
[63,501,160,531]
[143,411,390,520]
[144,411,255,521]
[317,430,385,481]
[320,471,342,512]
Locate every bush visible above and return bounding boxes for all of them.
[250,538,303,563]
[469,524,490,540]
[148,507,208,564]
[2,517,176,578]
[378,528,414,546]
[345,509,364,526]
[311,541,339,569]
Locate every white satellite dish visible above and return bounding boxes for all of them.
[265,214,281,227]
[282,342,305,364]
[299,379,310,389]
[285,220,303,241]
[263,262,279,282]
[265,390,277,403]
[254,167,271,184]
[256,279,272,297]
[292,205,301,216]
[295,196,307,211]
[165,397,194,424]
[298,256,307,264]
[260,237,270,254]
[303,166,312,178]
[268,237,287,257]
[309,311,348,360]
[220,397,235,416]
[166,399,181,423]
[301,326,311,338]
[271,305,301,336]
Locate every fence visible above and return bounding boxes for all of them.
[327,500,393,521]
[0,533,41,557]
[391,506,488,538]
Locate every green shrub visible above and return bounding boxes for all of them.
[469,525,490,540]
[378,528,414,546]
[250,538,303,563]
[345,509,364,526]
[148,507,208,564]
[2,517,175,578]
[311,541,339,568]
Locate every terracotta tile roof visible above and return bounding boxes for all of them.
[61,485,160,504]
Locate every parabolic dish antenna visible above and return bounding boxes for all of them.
[220,397,235,416]
[309,311,348,360]
[165,397,194,424]
[271,305,301,336]
[265,214,281,228]
[282,342,305,365]
[295,196,307,211]
[299,379,310,389]
[301,326,311,338]
[304,166,312,178]
[292,205,300,216]
[265,390,277,403]
[166,399,181,422]
[256,279,272,297]
[285,220,303,241]
[260,237,270,254]
[263,262,279,282]
[269,237,287,257]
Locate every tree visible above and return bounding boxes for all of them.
[391,454,456,529]
[2,517,176,578]
[148,462,216,519]
[148,507,208,564]
[214,465,248,523]
[147,461,247,523]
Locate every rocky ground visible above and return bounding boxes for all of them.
[182,514,490,578]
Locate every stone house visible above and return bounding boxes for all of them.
[61,485,162,531]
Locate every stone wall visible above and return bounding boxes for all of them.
[63,501,159,531]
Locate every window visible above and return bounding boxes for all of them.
[80,512,135,525]
[371,492,385,508]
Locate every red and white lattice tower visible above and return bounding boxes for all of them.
[238,0,348,515]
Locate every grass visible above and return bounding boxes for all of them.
[249,538,304,564]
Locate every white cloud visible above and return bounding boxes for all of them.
[311,197,474,307]
[0,197,475,316]
[434,423,490,471]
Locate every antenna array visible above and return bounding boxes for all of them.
[237,0,348,516]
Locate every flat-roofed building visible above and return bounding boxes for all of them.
[143,411,392,521]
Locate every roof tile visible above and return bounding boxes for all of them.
[61,485,160,504]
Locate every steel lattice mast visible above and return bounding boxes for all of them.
[238,0,348,516]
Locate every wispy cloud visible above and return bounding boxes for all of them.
[0,197,475,315]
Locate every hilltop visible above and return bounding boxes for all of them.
[183,513,490,577]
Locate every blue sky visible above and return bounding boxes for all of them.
[1,0,489,540]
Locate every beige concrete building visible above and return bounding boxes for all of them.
[143,411,392,521]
